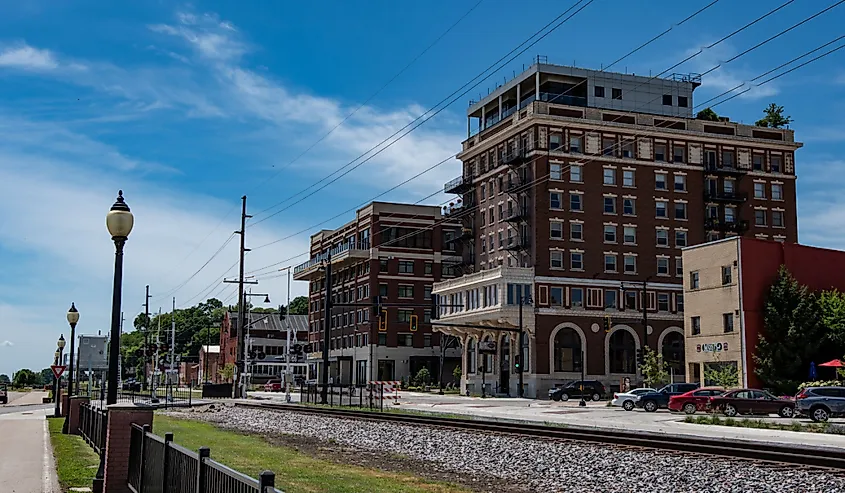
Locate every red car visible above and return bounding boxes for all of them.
[710,388,795,418]
[668,387,725,414]
[263,379,283,392]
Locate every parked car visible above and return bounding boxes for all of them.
[611,388,656,411]
[0,383,7,404]
[710,389,795,418]
[795,386,845,422]
[637,383,700,412]
[668,387,725,414]
[264,379,283,392]
[549,380,606,402]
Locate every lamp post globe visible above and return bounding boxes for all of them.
[106,190,134,238]
[57,334,66,350]
[67,303,79,325]
[63,303,79,434]
[106,190,133,406]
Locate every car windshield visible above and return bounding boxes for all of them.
[631,389,652,395]
[658,385,672,393]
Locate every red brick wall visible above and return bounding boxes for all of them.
[103,405,154,493]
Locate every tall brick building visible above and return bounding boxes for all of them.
[432,62,801,398]
[293,201,463,385]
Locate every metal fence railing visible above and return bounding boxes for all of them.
[79,403,108,455]
[299,384,389,411]
[128,424,282,493]
[89,383,193,409]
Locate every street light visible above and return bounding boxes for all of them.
[55,335,65,417]
[106,190,133,405]
[62,303,79,433]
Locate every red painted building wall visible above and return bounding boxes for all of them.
[740,238,845,387]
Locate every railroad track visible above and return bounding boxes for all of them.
[234,401,845,473]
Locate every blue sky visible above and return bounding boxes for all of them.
[0,0,843,375]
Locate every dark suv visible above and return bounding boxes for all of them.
[796,386,845,422]
[637,383,700,412]
[549,380,606,402]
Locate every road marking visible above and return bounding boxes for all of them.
[43,417,56,493]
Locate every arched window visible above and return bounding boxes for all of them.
[661,331,685,376]
[467,338,477,374]
[609,330,636,373]
[500,335,511,373]
[482,335,493,373]
[553,328,582,372]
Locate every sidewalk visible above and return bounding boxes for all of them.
[0,409,60,493]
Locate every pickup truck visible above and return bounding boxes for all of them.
[0,383,7,404]
[636,382,700,412]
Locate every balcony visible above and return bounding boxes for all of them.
[293,241,371,280]
[704,218,749,233]
[505,178,528,193]
[444,174,474,195]
[504,238,530,251]
[704,163,746,176]
[503,207,528,223]
[704,190,747,203]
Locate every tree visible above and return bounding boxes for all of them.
[696,107,719,121]
[0,374,9,384]
[13,369,39,387]
[639,347,669,387]
[755,103,792,128]
[452,365,462,382]
[413,367,431,387]
[704,358,739,389]
[218,363,235,383]
[40,368,55,386]
[287,296,309,315]
[819,289,845,349]
[754,266,825,394]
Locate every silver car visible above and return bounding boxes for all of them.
[795,386,845,422]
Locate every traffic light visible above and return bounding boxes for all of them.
[603,316,612,333]
[430,294,439,320]
[514,354,522,373]
[279,305,286,320]
[409,314,419,332]
[371,296,383,317]
[636,348,644,366]
[379,309,388,331]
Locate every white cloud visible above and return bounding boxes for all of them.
[0,43,58,70]
[0,341,12,347]
[681,42,780,104]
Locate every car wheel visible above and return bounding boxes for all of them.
[723,404,738,417]
[622,400,635,411]
[560,393,570,402]
[644,400,658,412]
[811,406,830,423]
[778,406,794,419]
[683,403,697,415]
[591,393,601,402]
[551,393,562,402]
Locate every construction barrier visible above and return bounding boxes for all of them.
[369,380,401,405]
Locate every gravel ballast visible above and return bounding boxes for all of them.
[168,405,845,493]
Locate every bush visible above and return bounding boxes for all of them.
[413,368,431,387]
[798,380,843,390]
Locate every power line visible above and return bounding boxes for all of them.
[153,233,236,302]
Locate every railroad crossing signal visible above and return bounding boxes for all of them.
[514,354,522,373]
[409,314,419,332]
[603,315,612,333]
[379,309,388,331]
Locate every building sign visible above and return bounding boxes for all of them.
[478,341,497,353]
[696,342,729,353]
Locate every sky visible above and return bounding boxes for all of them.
[0,0,843,376]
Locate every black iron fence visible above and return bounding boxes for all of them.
[89,383,193,408]
[300,384,394,411]
[128,424,282,493]
[79,403,108,454]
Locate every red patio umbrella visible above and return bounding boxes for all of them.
[818,359,844,367]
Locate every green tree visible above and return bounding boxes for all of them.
[696,107,719,121]
[704,359,739,388]
[13,369,39,387]
[414,367,432,387]
[452,365,462,382]
[819,289,845,349]
[755,103,792,128]
[754,266,824,394]
[218,363,235,383]
[287,296,309,315]
[0,374,9,384]
[639,347,669,387]
[40,368,54,386]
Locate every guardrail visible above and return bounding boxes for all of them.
[89,383,193,408]
[299,383,389,411]
[79,403,108,455]
[127,424,283,493]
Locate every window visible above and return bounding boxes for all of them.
[604,254,617,272]
[603,168,616,185]
[571,287,584,307]
[399,260,414,274]
[587,288,603,308]
[676,292,684,311]
[771,155,782,173]
[378,333,387,346]
[621,141,634,159]
[675,230,687,247]
[425,262,433,275]
[754,182,765,199]
[398,334,414,347]
[657,293,670,311]
[724,179,735,194]
[623,198,636,216]
[570,193,583,212]
[550,192,562,209]
[612,87,622,100]
[397,309,414,322]
[678,96,688,108]
[571,252,584,271]
[657,258,669,275]
[398,285,414,298]
[489,207,494,223]
[570,136,583,153]
[424,333,432,347]
[722,265,732,285]
[662,94,673,106]
[570,222,583,241]
[488,234,494,252]
[604,225,617,243]
[723,313,734,333]
[623,255,637,274]
[549,134,562,151]
[605,290,618,309]
[595,86,605,98]
[655,144,667,162]
[623,226,636,244]
[379,283,388,297]
[674,174,686,192]
[772,210,785,228]
[489,181,495,198]
[690,271,700,289]
[551,251,563,269]
[753,154,764,171]
[424,285,432,299]
[722,150,735,168]
[725,206,737,223]
[623,170,635,187]
[604,197,616,214]
[772,183,783,200]
[625,291,637,310]
[480,183,486,201]
[480,237,486,252]
[570,164,583,183]
[550,163,562,180]
[656,201,668,218]
[755,210,767,226]
[380,259,389,272]
[674,202,687,220]
[691,316,701,335]
[656,229,669,246]
[550,222,563,239]
[673,145,685,163]
[655,172,667,190]
[676,257,684,277]
[603,138,616,156]
[550,287,564,306]
[481,209,486,226]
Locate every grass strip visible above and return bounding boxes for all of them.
[47,417,100,491]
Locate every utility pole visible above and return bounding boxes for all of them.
[281,266,292,403]
[142,285,151,391]
[151,307,161,403]
[234,196,250,398]
[170,297,176,389]
[321,252,332,404]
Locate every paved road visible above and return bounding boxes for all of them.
[0,408,60,493]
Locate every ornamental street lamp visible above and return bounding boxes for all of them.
[62,303,79,433]
[105,190,133,405]
[54,335,65,417]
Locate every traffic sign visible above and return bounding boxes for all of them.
[50,365,66,379]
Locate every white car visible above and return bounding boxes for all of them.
[611,388,656,411]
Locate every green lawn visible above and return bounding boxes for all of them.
[47,417,100,491]
[155,414,467,493]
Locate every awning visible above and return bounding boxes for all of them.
[818,359,844,367]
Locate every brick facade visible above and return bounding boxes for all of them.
[103,404,153,493]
